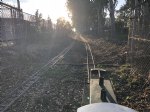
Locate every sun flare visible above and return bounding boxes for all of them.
[42,0,71,23]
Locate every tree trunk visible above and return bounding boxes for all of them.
[97,4,104,36]
[143,1,149,38]
[109,0,116,38]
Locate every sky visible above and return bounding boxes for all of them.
[3,0,125,23]
[4,0,70,23]
[116,0,126,10]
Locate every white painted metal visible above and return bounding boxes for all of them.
[77,103,137,112]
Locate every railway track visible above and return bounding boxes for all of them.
[84,41,95,82]
[81,40,95,105]
[0,43,73,112]
[78,35,95,68]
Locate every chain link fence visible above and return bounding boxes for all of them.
[128,0,150,75]
[0,2,39,45]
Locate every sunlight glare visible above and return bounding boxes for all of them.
[72,28,76,32]
[19,0,71,23]
[43,0,71,23]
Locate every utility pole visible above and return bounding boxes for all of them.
[17,0,20,10]
[17,0,23,19]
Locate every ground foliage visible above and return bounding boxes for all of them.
[87,36,150,111]
[112,65,150,111]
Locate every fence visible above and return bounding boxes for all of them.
[128,0,150,75]
[0,1,36,42]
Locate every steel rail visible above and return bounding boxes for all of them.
[81,41,95,105]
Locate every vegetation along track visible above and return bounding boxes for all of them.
[0,43,74,112]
